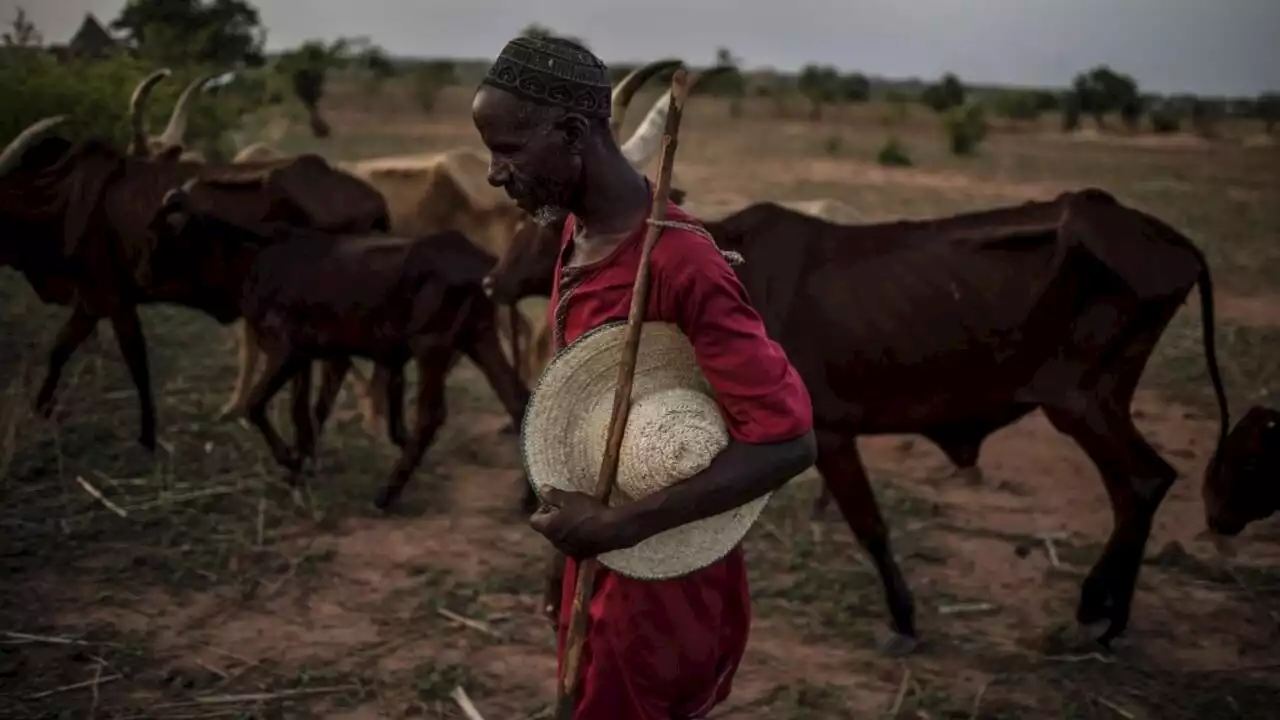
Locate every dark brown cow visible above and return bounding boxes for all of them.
[0,117,390,451]
[484,189,1230,652]
[1202,397,1280,536]
[148,180,530,510]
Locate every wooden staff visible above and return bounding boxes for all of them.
[555,67,693,720]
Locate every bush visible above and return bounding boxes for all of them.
[1149,106,1181,134]
[992,90,1041,122]
[1060,93,1082,132]
[943,102,988,156]
[876,136,912,167]
[0,52,243,159]
[410,60,458,113]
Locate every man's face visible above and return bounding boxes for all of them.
[472,86,584,225]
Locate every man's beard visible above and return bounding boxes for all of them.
[531,205,564,228]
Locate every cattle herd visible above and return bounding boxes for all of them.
[1,60,1276,656]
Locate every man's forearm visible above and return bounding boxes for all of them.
[614,430,816,548]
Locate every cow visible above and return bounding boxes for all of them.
[0,116,391,451]
[147,179,530,511]
[1201,396,1280,538]
[483,190,1231,654]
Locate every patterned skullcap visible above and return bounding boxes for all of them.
[481,35,612,119]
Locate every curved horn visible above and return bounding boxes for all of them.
[621,65,735,169]
[157,72,218,148]
[609,58,683,139]
[0,116,69,178]
[128,68,171,156]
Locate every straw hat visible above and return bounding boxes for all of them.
[521,321,773,580]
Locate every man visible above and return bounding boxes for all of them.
[473,36,817,718]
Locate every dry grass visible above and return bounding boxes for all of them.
[1,80,1278,718]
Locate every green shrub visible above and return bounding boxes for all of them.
[992,90,1041,122]
[876,136,912,167]
[1149,106,1181,134]
[943,102,988,156]
[0,52,243,160]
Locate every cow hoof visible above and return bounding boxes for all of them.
[138,434,157,453]
[954,466,983,486]
[373,488,396,513]
[215,403,245,422]
[878,631,919,657]
[33,394,56,419]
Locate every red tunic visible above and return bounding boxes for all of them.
[549,199,813,719]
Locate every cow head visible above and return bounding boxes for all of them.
[147,178,262,320]
[482,214,564,304]
[128,70,218,162]
[1202,403,1280,538]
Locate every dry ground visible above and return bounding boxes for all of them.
[2,83,1279,719]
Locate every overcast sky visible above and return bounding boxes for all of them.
[11,0,1278,96]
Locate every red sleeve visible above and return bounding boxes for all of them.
[656,227,813,444]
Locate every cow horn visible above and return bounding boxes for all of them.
[609,58,683,139]
[0,116,69,178]
[157,72,218,148]
[128,68,172,156]
[621,64,734,169]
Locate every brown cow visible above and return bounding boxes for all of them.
[126,69,220,162]
[1202,397,1280,537]
[147,180,530,511]
[0,117,390,451]
[484,190,1230,653]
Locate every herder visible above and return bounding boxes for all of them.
[473,36,818,719]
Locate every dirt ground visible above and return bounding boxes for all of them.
[2,82,1279,719]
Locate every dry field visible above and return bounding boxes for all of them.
[2,80,1279,719]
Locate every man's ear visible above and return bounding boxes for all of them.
[556,113,591,151]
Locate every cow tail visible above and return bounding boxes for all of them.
[1191,243,1230,471]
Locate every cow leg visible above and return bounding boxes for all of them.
[246,345,306,480]
[107,307,157,452]
[352,362,389,438]
[815,430,917,655]
[290,362,316,467]
[461,314,535,513]
[218,320,258,421]
[373,349,451,512]
[384,363,407,448]
[1042,400,1176,647]
[33,305,99,419]
[312,358,350,439]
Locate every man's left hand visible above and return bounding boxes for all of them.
[529,488,632,559]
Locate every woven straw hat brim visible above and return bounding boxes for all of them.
[521,321,771,580]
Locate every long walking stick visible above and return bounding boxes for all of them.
[554,67,693,720]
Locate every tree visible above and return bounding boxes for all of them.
[111,0,266,67]
[276,38,352,138]
[797,64,840,120]
[1255,92,1280,134]
[837,73,871,103]
[519,23,587,49]
[1070,65,1140,129]
[921,73,965,113]
[411,60,458,113]
[2,6,41,47]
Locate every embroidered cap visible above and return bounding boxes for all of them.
[481,35,612,119]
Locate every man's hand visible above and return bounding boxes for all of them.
[529,488,633,560]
